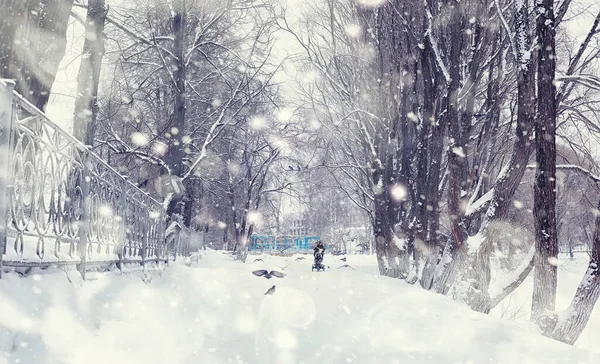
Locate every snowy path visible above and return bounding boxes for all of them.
[0,252,598,364]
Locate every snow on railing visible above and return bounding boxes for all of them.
[0,81,168,278]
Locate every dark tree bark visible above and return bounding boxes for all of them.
[73,0,108,146]
[531,0,558,328]
[0,0,26,78]
[168,0,187,177]
[547,200,600,344]
[373,188,407,278]
[165,0,187,218]
[363,1,415,278]
[418,0,445,289]
[1,0,74,110]
[433,0,468,294]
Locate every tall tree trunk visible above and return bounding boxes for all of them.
[373,188,407,278]
[72,0,108,146]
[236,198,252,262]
[0,0,26,78]
[433,0,467,294]
[531,0,558,329]
[547,200,600,344]
[165,0,187,218]
[3,0,74,110]
[419,2,444,288]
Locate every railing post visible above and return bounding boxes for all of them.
[77,151,92,279]
[118,180,127,272]
[0,80,15,279]
[157,208,164,265]
[141,208,148,270]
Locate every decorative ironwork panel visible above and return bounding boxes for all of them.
[0,84,167,270]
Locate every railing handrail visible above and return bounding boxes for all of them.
[12,91,163,208]
[0,80,175,279]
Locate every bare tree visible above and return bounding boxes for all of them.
[72,0,109,145]
[94,0,281,225]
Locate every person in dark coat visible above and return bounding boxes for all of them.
[313,240,325,266]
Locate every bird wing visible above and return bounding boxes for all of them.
[252,270,268,277]
[269,270,286,278]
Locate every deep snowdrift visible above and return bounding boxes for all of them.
[489,251,600,354]
[0,252,598,364]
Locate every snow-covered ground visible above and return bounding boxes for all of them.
[490,251,600,354]
[0,251,598,364]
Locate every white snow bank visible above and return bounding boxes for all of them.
[0,252,598,364]
[490,252,600,356]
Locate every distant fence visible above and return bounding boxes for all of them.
[166,216,205,260]
[0,80,176,278]
[248,234,320,254]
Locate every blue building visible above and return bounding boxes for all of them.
[248,234,320,253]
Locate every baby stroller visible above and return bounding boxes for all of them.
[312,241,325,272]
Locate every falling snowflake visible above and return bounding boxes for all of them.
[228,161,241,175]
[407,112,418,122]
[548,256,560,266]
[276,108,294,122]
[152,142,168,156]
[390,184,408,201]
[249,116,268,130]
[452,147,466,158]
[268,136,291,155]
[247,211,263,225]
[303,70,319,83]
[273,329,298,350]
[513,200,524,209]
[98,205,113,217]
[131,132,148,146]
[345,24,362,38]
[309,119,322,130]
[355,0,386,8]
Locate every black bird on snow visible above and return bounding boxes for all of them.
[296,166,301,171]
[264,285,276,295]
[340,257,347,262]
[337,264,355,270]
[288,165,294,171]
[252,269,286,279]
[253,258,264,262]
[295,257,306,261]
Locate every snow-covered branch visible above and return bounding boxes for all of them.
[425,9,450,83]
[489,245,535,309]
[527,163,600,183]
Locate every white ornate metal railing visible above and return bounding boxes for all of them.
[166,216,205,261]
[0,80,168,278]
